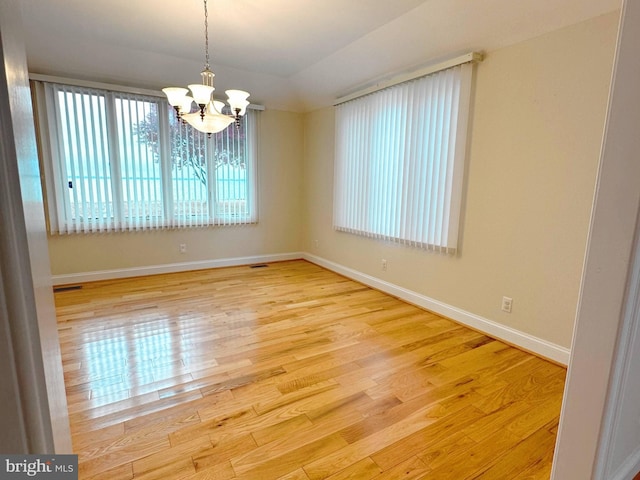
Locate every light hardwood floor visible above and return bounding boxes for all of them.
[55,260,566,479]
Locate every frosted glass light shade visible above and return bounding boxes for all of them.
[234,100,250,116]
[162,87,188,107]
[182,111,234,134]
[180,96,194,114]
[226,90,250,115]
[188,84,214,105]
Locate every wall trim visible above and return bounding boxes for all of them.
[51,252,304,286]
[594,188,640,479]
[304,253,570,365]
[610,447,640,480]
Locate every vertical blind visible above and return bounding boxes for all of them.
[333,63,473,253]
[33,80,257,234]
[167,106,256,229]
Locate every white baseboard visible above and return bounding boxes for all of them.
[51,252,304,286]
[611,447,640,480]
[304,253,570,365]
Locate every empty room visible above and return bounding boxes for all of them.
[2,0,640,479]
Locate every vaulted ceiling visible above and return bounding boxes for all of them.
[20,0,620,111]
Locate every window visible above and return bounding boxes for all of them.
[333,62,473,253]
[32,80,257,234]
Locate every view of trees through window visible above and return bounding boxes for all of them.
[134,105,250,220]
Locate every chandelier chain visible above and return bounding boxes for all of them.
[162,0,249,134]
[204,0,210,70]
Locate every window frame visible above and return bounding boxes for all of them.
[31,75,259,234]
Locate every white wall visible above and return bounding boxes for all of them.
[302,12,618,358]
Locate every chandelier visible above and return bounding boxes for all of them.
[162,0,250,134]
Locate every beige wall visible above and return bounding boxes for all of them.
[48,109,304,275]
[302,12,618,349]
[49,12,618,351]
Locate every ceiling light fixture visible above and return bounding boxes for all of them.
[162,0,250,134]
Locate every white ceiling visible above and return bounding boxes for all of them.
[20,0,620,112]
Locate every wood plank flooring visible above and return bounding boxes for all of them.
[55,260,566,479]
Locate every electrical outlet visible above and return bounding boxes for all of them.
[382,259,387,271]
[314,239,319,248]
[179,243,187,254]
[501,296,513,313]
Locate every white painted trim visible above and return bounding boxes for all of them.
[610,446,640,480]
[52,252,303,286]
[334,52,483,106]
[29,73,266,110]
[595,205,640,478]
[29,73,165,98]
[304,253,570,365]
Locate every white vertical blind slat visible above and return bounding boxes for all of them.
[62,89,80,232]
[82,93,97,232]
[89,93,103,231]
[447,63,473,249]
[205,128,216,227]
